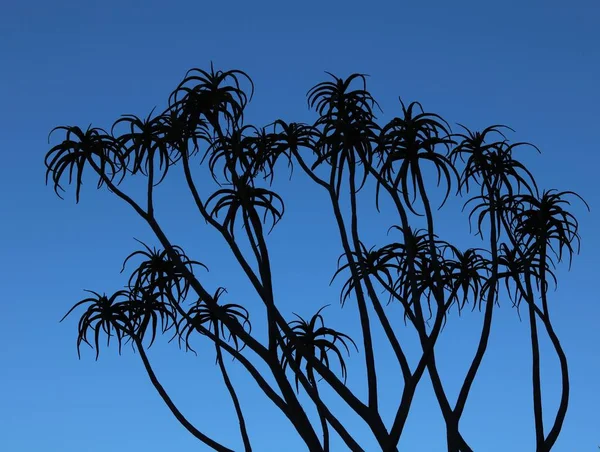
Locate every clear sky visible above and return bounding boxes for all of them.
[1,0,599,451]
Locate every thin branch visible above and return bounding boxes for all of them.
[214,336,252,452]
[133,336,234,452]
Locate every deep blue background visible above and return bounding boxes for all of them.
[1,1,598,450]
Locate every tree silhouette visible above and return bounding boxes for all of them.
[47,64,588,451]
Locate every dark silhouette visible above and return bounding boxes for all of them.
[46,64,588,451]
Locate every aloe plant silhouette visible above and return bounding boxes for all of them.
[279,305,358,452]
[504,190,587,451]
[48,64,587,451]
[45,126,127,203]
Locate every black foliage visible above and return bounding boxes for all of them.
[48,64,588,452]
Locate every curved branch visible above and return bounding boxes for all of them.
[133,337,234,452]
[215,337,252,451]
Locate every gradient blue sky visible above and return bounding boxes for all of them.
[1,1,599,450]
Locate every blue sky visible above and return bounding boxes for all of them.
[1,0,599,450]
